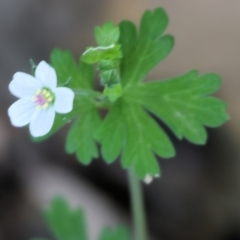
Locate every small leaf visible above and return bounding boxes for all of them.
[81,45,122,64]
[66,108,101,164]
[45,197,88,240]
[119,8,174,87]
[95,21,120,46]
[99,225,130,240]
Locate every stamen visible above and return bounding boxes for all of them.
[45,92,50,97]
[33,88,54,109]
[47,97,53,102]
[42,103,49,109]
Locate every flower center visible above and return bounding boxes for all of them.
[32,88,54,109]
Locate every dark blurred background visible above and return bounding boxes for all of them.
[0,1,240,240]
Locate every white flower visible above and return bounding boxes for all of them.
[8,61,74,137]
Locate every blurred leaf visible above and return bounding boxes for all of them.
[31,238,49,240]
[45,197,88,240]
[95,21,120,46]
[99,225,130,240]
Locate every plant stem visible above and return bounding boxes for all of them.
[128,169,148,240]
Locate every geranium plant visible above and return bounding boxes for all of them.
[8,7,229,240]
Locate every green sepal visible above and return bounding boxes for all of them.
[95,21,120,46]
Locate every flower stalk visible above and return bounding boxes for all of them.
[128,169,148,240]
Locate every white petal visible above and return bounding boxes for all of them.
[9,72,41,98]
[144,174,153,184]
[53,87,74,114]
[8,98,36,127]
[29,107,55,137]
[35,61,57,89]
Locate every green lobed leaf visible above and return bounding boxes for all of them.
[96,8,229,180]
[95,21,120,46]
[119,7,174,87]
[32,49,96,141]
[124,71,230,144]
[45,197,88,240]
[98,225,130,240]
[66,107,101,164]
